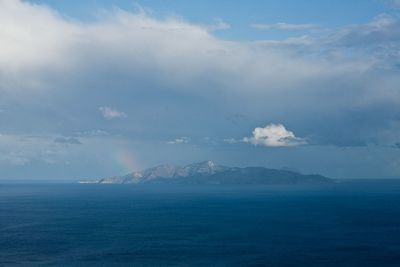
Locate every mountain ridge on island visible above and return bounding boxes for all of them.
[79,160,332,185]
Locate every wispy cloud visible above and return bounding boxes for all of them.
[75,130,110,137]
[223,138,238,144]
[167,137,190,144]
[383,0,400,7]
[207,18,231,31]
[251,22,319,30]
[54,137,82,145]
[98,107,127,120]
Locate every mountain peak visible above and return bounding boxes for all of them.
[179,160,226,176]
[89,161,332,185]
[206,160,216,168]
[194,160,217,168]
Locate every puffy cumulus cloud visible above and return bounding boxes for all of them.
[0,0,369,96]
[251,22,319,31]
[98,107,127,120]
[167,137,190,144]
[0,0,79,90]
[243,124,307,147]
[0,1,231,93]
[0,0,394,94]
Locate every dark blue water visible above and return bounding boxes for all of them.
[1,180,400,266]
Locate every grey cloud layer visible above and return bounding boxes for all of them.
[1,0,400,178]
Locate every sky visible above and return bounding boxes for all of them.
[1,0,400,180]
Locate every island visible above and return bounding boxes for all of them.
[79,160,332,185]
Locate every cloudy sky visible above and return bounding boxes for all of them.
[1,0,400,180]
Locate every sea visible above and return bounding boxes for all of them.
[1,179,400,266]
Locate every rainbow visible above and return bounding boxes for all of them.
[114,148,141,174]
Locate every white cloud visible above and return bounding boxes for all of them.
[251,22,319,31]
[243,123,307,147]
[0,0,368,98]
[167,137,189,144]
[99,107,127,120]
[75,130,110,136]
[223,138,237,144]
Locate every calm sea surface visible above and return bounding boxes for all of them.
[1,180,400,266]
